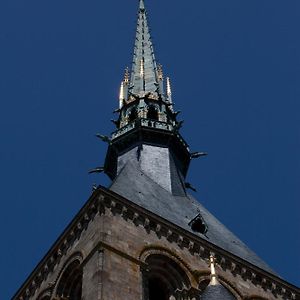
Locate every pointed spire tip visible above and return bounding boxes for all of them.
[139,0,145,10]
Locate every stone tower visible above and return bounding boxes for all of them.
[13,1,300,300]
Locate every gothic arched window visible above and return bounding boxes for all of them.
[147,106,159,121]
[56,259,82,300]
[128,107,138,122]
[143,254,191,300]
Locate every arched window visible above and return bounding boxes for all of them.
[128,107,138,122]
[144,254,191,300]
[147,106,159,121]
[148,277,169,300]
[56,260,82,300]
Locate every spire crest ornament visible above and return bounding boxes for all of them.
[119,82,124,109]
[166,77,173,111]
[139,0,145,10]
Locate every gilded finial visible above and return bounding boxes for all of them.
[166,77,172,97]
[166,77,173,111]
[119,82,124,109]
[209,254,219,286]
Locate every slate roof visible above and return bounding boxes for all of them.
[201,284,236,300]
[109,159,275,275]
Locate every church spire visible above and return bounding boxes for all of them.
[113,0,180,134]
[129,0,161,98]
[104,0,192,191]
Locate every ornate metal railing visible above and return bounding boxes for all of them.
[111,122,136,139]
[140,118,173,131]
[111,118,173,140]
[111,118,189,150]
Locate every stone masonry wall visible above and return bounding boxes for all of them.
[16,191,298,300]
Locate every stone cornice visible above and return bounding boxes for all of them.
[99,187,299,299]
[13,186,300,300]
[13,191,99,300]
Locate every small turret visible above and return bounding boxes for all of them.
[201,255,236,300]
[119,68,130,110]
[209,255,219,286]
[166,77,173,111]
[119,82,125,109]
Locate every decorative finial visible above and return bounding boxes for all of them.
[139,0,145,11]
[124,67,130,84]
[209,254,219,286]
[119,82,124,109]
[166,77,173,110]
[157,64,163,81]
[166,77,172,97]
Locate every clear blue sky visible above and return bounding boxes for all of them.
[0,1,299,298]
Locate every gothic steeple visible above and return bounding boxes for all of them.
[119,0,164,109]
[104,0,191,195]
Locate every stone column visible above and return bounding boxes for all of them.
[82,249,104,300]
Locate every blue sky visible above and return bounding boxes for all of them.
[0,0,299,298]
